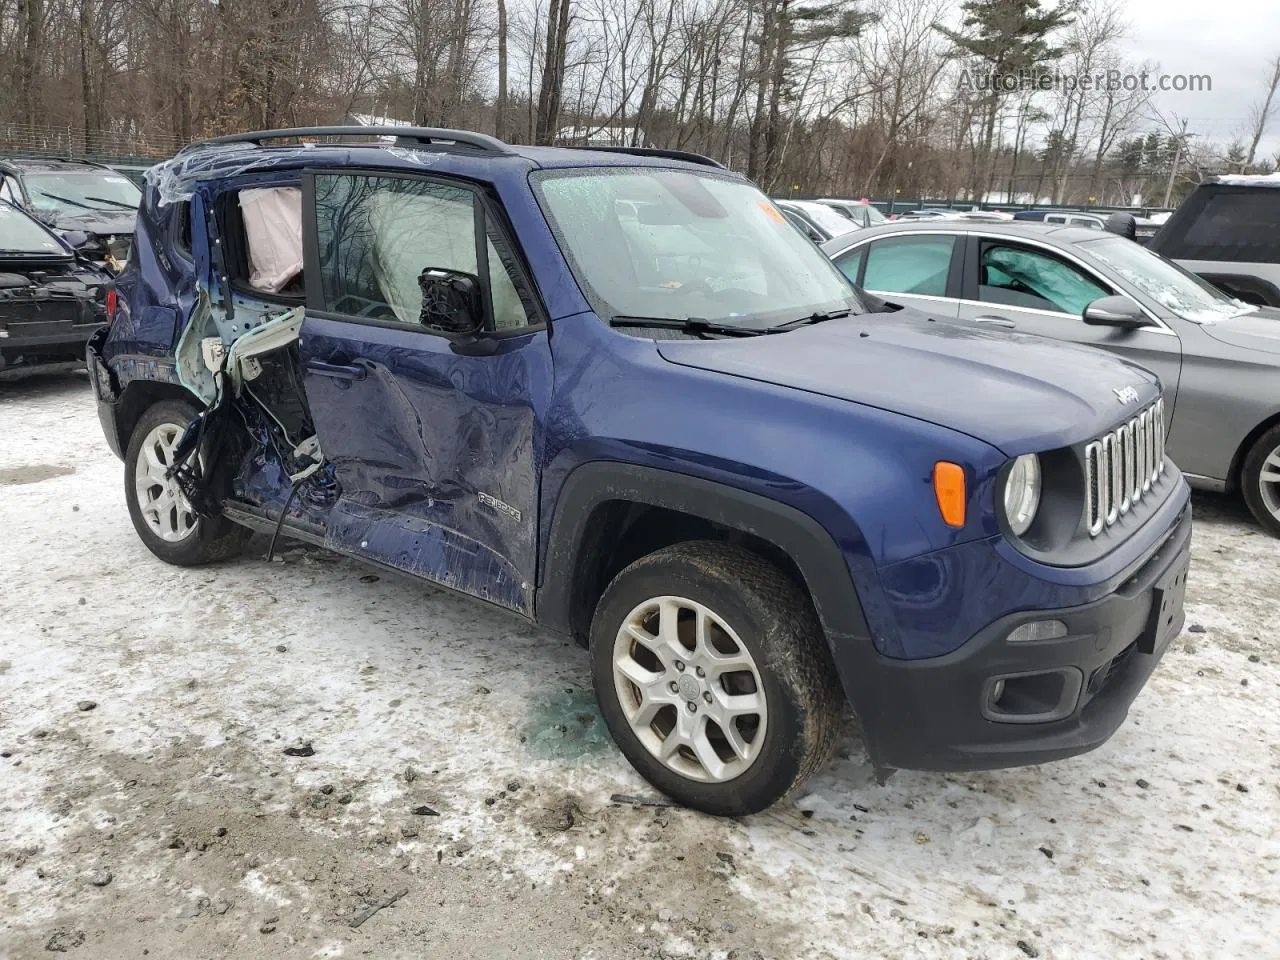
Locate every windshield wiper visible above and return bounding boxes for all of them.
[765,308,853,333]
[83,195,138,211]
[610,315,763,338]
[33,192,97,212]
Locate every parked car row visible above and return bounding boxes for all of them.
[88,125,1195,815]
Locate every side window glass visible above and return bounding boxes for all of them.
[979,244,1109,314]
[0,178,16,204]
[834,246,866,284]
[1176,190,1280,262]
[314,174,532,331]
[863,235,955,296]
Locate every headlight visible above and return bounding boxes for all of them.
[1003,454,1041,536]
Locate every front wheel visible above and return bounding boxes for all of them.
[590,541,843,815]
[1241,424,1280,538]
[124,399,250,565]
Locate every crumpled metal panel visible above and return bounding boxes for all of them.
[298,314,551,616]
[325,500,529,613]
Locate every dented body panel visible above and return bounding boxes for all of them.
[299,315,551,613]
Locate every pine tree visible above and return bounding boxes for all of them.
[937,0,1076,200]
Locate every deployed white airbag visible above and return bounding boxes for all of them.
[239,186,303,292]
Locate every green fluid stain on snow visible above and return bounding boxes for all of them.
[521,688,610,761]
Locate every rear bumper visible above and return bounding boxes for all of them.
[86,328,126,459]
[848,491,1192,772]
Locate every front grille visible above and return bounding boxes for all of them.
[1084,399,1165,536]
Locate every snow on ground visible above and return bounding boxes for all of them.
[1,372,1277,960]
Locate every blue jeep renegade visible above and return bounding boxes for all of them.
[87,127,1192,814]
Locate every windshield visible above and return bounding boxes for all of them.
[535,169,862,327]
[864,205,887,225]
[0,203,67,254]
[23,171,141,217]
[791,200,858,237]
[1080,235,1255,323]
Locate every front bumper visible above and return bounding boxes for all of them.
[0,318,102,377]
[850,493,1192,772]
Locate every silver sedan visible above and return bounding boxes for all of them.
[822,221,1280,535]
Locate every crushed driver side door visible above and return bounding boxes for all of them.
[296,170,551,615]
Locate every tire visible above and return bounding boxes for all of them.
[589,540,843,815]
[1241,423,1280,538]
[124,399,250,566]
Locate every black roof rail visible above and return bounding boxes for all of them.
[1,154,110,168]
[562,145,725,168]
[182,126,515,156]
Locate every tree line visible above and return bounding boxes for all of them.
[2,0,1278,204]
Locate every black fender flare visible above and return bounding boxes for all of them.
[536,461,872,652]
[1195,273,1280,307]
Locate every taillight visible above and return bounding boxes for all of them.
[105,287,118,320]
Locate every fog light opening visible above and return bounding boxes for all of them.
[983,669,1082,724]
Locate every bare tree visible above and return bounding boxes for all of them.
[1244,51,1280,170]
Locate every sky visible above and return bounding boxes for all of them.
[1122,0,1280,159]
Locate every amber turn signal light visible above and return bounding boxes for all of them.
[933,461,966,528]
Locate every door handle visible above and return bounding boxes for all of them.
[305,359,367,381]
[974,316,1016,328]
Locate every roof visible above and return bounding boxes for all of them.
[144,129,737,207]
[173,127,725,172]
[1206,173,1280,188]
[819,218,1110,254]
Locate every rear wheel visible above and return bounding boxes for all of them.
[590,541,843,815]
[124,399,249,565]
[1242,423,1280,538]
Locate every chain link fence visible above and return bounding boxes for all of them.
[0,123,187,164]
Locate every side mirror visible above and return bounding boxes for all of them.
[1082,295,1149,330]
[417,267,484,335]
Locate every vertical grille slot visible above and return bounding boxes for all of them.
[1104,433,1120,524]
[1085,441,1103,536]
[1082,400,1166,537]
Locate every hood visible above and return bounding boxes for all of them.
[1198,306,1280,356]
[41,209,138,238]
[655,310,1161,456]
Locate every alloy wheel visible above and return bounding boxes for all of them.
[133,422,198,542]
[1258,444,1280,523]
[612,595,767,783]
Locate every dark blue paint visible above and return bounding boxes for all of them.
[299,314,552,614]
[95,139,1190,678]
[877,474,1189,658]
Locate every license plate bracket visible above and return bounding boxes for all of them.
[1138,558,1189,655]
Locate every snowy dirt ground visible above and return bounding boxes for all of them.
[1,372,1277,960]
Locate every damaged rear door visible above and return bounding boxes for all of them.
[297,171,550,615]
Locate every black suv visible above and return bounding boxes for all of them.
[0,156,141,271]
[0,202,107,378]
[1148,175,1280,307]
